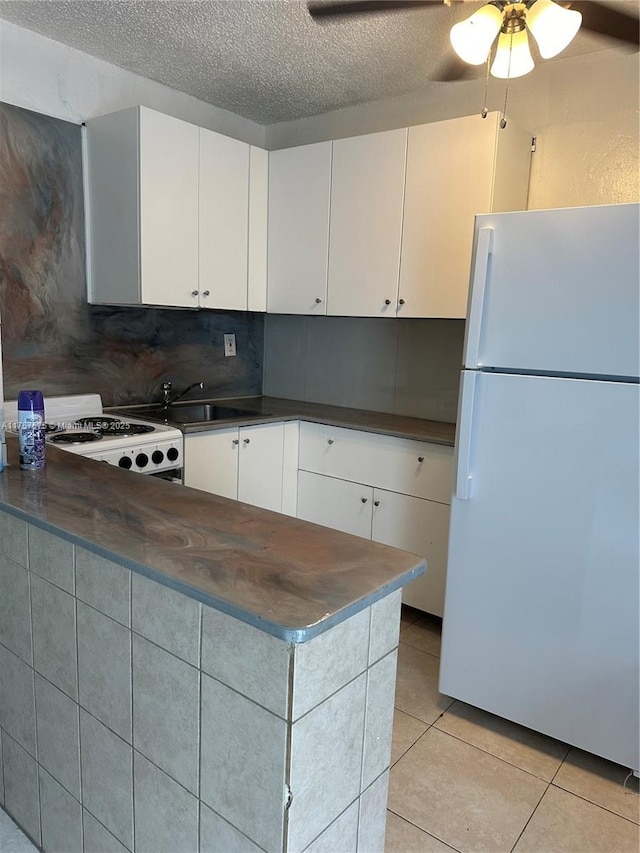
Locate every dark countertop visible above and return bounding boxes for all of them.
[0,436,425,643]
[114,395,457,446]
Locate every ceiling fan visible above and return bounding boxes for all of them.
[308,1,640,81]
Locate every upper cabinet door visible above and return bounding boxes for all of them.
[399,113,531,319]
[327,129,407,317]
[199,128,250,311]
[267,142,331,314]
[139,107,200,307]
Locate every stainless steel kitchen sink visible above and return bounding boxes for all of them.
[122,403,266,425]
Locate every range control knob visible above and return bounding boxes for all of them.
[152,450,164,465]
[136,453,149,468]
[118,457,132,469]
[167,447,179,462]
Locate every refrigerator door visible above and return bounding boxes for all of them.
[464,203,640,379]
[441,370,639,770]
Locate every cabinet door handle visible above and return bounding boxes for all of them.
[243,438,251,444]
[327,439,334,445]
[373,500,380,507]
[202,290,210,297]
[418,456,424,463]
[361,497,368,504]
[384,299,391,305]
[398,298,405,306]
[232,439,239,445]
[315,297,322,304]
[191,290,199,297]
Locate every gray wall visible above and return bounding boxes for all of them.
[263,315,465,423]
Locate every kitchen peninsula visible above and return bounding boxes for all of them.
[0,435,424,853]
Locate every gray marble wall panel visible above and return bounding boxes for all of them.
[0,103,263,406]
[263,314,464,423]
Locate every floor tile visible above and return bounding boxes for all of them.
[394,643,454,725]
[513,785,640,853]
[391,710,428,765]
[434,700,570,782]
[400,605,422,631]
[385,812,457,852]
[0,807,38,853]
[388,728,546,853]
[400,614,442,657]
[553,747,640,824]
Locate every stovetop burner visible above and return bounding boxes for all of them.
[50,432,104,445]
[75,417,155,437]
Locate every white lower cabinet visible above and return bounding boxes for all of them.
[297,471,373,539]
[184,422,285,512]
[371,489,450,618]
[296,423,454,616]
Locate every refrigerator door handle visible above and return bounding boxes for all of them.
[454,371,478,500]
[464,227,494,369]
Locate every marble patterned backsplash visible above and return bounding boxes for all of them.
[0,102,263,407]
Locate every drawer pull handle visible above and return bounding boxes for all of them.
[418,456,424,463]
[361,497,368,504]
[398,298,405,305]
[384,299,391,306]
[327,439,334,445]
[202,290,210,297]
[232,439,239,445]
[315,297,322,304]
[243,438,251,444]
[191,290,199,297]
[373,500,380,507]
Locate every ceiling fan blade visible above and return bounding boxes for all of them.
[567,1,639,47]
[308,1,442,19]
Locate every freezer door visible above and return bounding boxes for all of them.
[441,370,639,770]
[464,203,639,379]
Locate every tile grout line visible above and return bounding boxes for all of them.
[196,602,203,850]
[129,567,135,853]
[386,806,463,853]
[508,779,549,853]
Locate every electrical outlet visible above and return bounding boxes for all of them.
[224,333,236,357]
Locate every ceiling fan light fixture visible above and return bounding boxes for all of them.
[450,3,503,65]
[526,0,582,58]
[491,28,535,78]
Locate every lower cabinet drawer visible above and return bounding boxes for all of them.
[298,421,453,503]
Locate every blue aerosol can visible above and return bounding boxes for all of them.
[18,390,46,470]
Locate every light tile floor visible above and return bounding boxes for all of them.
[2,607,639,853]
[386,606,640,853]
[0,808,38,853]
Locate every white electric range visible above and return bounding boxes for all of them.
[4,394,183,477]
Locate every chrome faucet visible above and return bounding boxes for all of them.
[161,381,204,408]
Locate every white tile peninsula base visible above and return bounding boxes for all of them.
[0,508,401,852]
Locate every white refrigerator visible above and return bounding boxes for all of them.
[439,202,640,772]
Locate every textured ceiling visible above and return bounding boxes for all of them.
[0,0,636,124]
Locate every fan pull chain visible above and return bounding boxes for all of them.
[500,32,513,129]
[481,54,490,119]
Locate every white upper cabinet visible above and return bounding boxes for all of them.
[199,127,250,311]
[86,106,199,307]
[327,128,408,317]
[248,147,269,313]
[139,108,200,307]
[399,112,532,318]
[86,106,266,311]
[267,141,332,314]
